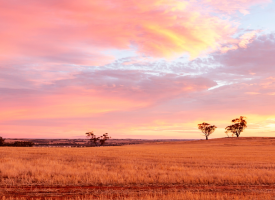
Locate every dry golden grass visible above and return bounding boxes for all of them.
[1,137,275,199]
[1,191,274,200]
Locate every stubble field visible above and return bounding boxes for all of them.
[1,137,275,199]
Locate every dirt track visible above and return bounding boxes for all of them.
[2,184,275,199]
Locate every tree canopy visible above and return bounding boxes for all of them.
[86,132,111,146]
[225,116,247,137]
[198,122,217,140]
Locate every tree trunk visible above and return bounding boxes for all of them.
[206,135,208,140]
[236,133,239,137]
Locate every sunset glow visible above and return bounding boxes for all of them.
[1,0,275,139]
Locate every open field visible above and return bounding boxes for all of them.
[1,137,275,199]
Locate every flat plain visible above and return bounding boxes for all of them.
[1,137,275,199]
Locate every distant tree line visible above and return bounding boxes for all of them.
[198,116,247,140]
[0,132,112,148]
[0,137,34,147]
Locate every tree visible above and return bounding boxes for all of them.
[99,133,111,146]
[198,122,217,140]
[86,132,111,146]
[86,131,99,146]
[0,137,5,146]
[225,116,247,137]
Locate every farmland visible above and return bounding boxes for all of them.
[1,137,275,199]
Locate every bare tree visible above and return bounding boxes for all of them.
[86,132,111,146]
[225,116,247,137]
[198,122,217,140]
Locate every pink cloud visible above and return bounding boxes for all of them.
[238,31,260,48]
[214,34,275,75]
[0,70,216,118]
[0,68,216,138]
[0,0,260,62]
[220,30,260,53]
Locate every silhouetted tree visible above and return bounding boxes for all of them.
[225,116,247,137]
[99,133,111,146]
[198,122,217,140]
[86,132,111,146]
[86,131,99,146]
[0,137,5,146]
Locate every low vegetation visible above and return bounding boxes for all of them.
[0,137,4,146]
[0,137,34,147]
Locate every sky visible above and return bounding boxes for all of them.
[1,0,275,139]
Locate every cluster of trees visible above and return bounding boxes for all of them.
[85,132,111,146]
[198,116,247,140]
[0,137,34,147]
